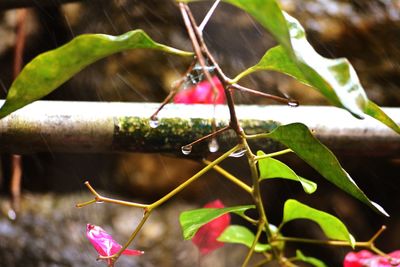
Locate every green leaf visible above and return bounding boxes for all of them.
[218,225,271,252]
[264,123,388,216]
[179,205,255,240]
[0,30,193,118]
[257,151,317,194]
[282,199,355,248]
[295,250,327,267]
[364,100,400,134]
[221,0,399,132]
[233,45,309,84]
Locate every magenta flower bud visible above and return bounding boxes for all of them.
[86,224,143,264]
[174,76,226,104]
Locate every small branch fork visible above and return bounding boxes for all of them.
[77,145,246,265]
[275,226,397,263]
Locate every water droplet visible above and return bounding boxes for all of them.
[288,99,299,107]
[96,200,104,204]
[208,138,219,153]
[7,209,16,220]
[229,148,246,158]
[181,145,192,155]
[149,117,159,128]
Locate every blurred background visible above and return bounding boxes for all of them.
[0,0,399,266]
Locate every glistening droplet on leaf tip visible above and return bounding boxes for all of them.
[181,145,192,155]
[208,138,219,153]
[149,117,159,128]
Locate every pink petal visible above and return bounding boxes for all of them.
[174,76,226,104]
[86,224,144,258]
[192,199,231,255]
[344,250,400,267]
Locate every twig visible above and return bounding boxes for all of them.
[150,60,197,121]
[182,125,231,151]
[10,8,28,215]
[229,83,299,106]
[203,158,252,194]
[198,0,221,32]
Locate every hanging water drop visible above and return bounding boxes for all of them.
[208,138,219,153]
[181,145,192,155]
[229,148,246,158]
[149,117,159,128]
[288,99,299,107]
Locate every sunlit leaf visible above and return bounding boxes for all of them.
[218,225,271,252]
[257,151,317,194]
[282,199,355,248]
[180,205,255,240]
[221,0,399,132]
[364,100,400,134]
[0,30,193,118]
[263,123,388,216]
[295,250,327,267]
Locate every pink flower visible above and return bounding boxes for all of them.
[174,76,226,104]
[191,199,231,255]
[344,250,400,267]
[86,224,143,264]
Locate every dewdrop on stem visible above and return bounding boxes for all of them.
[149,116,159,128]
[288,99,299,107]
[181,145,192,155]
[208,138,219,153]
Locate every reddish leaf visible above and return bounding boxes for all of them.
[191,199,231,255]
[344,250,400,267]
[86,224,143,264]
[174,76,226,104]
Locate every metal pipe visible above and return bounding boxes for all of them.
[0,101,398,156]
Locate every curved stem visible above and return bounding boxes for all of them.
[148,144,240,209]
[76,181,148,209]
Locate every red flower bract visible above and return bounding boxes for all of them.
[344,250,400,267]
[174,76,226,104]
[86,224,143,264]
[191,199,231,255]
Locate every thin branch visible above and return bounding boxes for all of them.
[76,181,148,209]
[182,125,231,149]
[254,149,293,160]
[203,158,253,194]
[199,0,221,32]
[148,144,240,209]
[242,218,265,267]
[230,83,299,106]
[181,4,242,134]
[150,60,197,120]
